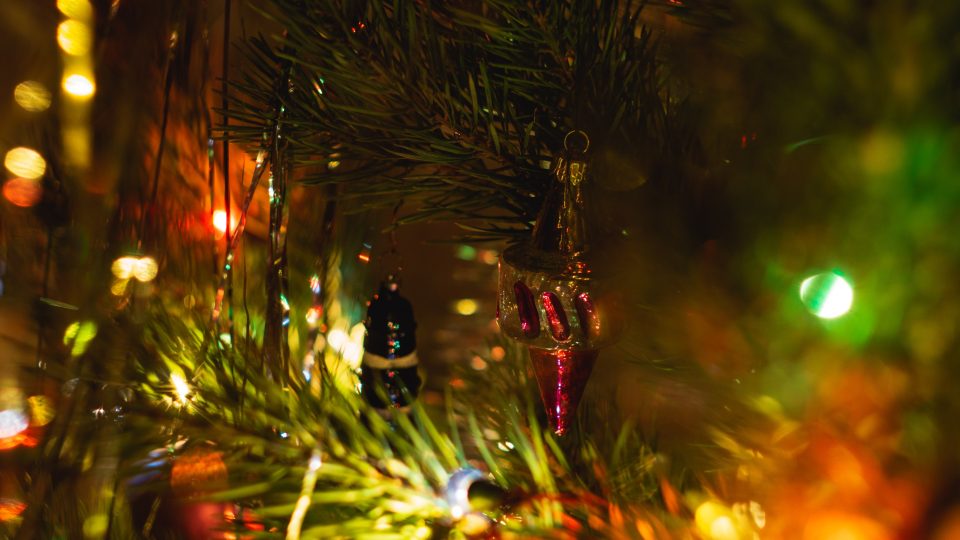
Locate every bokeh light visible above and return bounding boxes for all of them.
[111,256,139,279]
[63,73,95,98]
[3,178,42,207]
[57,20,92,56]
[213,210,229,233]
[14,81,52,112]
[57,0,93,19]
[63,320,98,357]
[4,147,46,179]
[0,499,26,522]
[133,256,158,282]
[800,272,854,319]
[27,396,55,427]
[0,409,28,440]
[171,374,190,403]
[454,298,478,316]
[171,448,228,494]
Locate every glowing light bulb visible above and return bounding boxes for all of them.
[3,178,42,207]
[4,147,46,179]
[695,501,741,540]
[111,256,138,279]
[14,81,51,112]
[57,0,93,19]
[171,374,190,403]
[454,298,478,316]
[213,210,229,233]
[63,73,95,98]
[133,257,158,282]
[800,272,854,319]
[327,329,348,351]
[0,410,28,439]
[57,20,92,56]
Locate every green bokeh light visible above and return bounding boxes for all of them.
[799,272,854,319]
[456,244,477,261]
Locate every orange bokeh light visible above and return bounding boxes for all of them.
[3,178,42,207]
[0,499,26,522]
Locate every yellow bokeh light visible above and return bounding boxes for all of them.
[454,298,478,316]
[111,256,138,279]
[27,396,56,427]
[14,81,51,112]
[57,20,92,56]
[63,73,95,98]
[110,278,130,296]
[4,147,46,179]
[171,374,190,403]
[133,256,158,282]
[57,0,93,19]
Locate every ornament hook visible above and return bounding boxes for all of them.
[563,130,590,154]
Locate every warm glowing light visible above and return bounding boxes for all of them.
[4,147,46,179]
[171,374,190,403]
[170,449,227,493]
[110,278,129,296]
[800,272,854,319]
[14,81,51,112]
[63,73,95,98]
[327,329,348,351]
[57,0,93,19]
[305,306,322,326]
[27,396,55,427]
[470,355,487,370]
[341,342,363,367]
[57,20,92,56]
[0,410,28,440]
[455,298,478,316]
[213,210,226,232]
[0,499,26,522]
[212,210,236,234]
[490,346,506,361]
[349,323,366,344]
[3,178,42,207]
[133,256,158,282]
[111,256,138,279]
[695,501,742,540]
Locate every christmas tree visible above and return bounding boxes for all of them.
[1,0,958,538]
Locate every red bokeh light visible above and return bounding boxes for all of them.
[2,178,42,207]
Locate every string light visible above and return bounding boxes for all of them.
[57,20,92,56]
[2,178,42,207]
[4,147,46,179]
[63,73,95,98]
[800,271,854,319]
[213,209,239,236]
[111,256,158,282]
[0,410,28,440]
[171,374,190,403]
[454,298,478,316]
[57,0,93,19]
[14,81,52,112]
[111,256,138,279]
[132,257,158,282]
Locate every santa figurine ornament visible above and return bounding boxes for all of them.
[360,275,421,413]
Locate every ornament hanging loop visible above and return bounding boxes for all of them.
[563,129,590,154]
